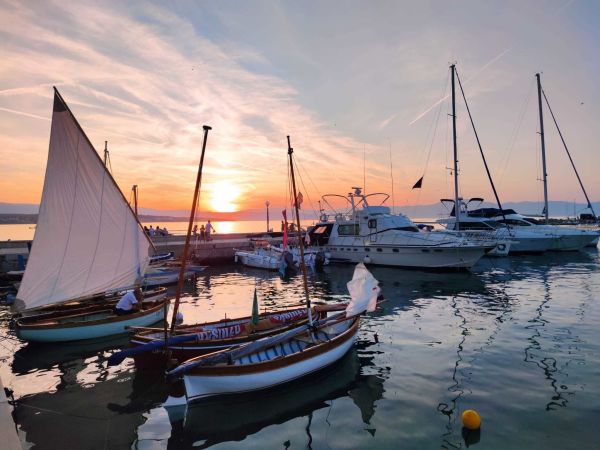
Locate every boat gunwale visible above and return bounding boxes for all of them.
[16,299,168,330]
[183,316,359,376]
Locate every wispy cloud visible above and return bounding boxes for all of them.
[409,48,512,126]
[0,0,391,211]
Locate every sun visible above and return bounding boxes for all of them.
[208,181,241,212]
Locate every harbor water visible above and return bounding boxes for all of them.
[1,249,599,449]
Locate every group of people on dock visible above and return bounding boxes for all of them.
[193,220,215,242]
[144,225,169,237]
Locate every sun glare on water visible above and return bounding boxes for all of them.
[208,181,241,212]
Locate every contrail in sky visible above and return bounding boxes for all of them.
[0,107,49,121]
[408,47,512,126]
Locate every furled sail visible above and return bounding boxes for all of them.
[16,89,152,311]
[345,263,380,317]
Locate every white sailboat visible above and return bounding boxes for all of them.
[14,89,169,342]
[438,198,556,254]
[528,73,597,251]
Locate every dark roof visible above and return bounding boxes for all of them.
[468,208,518,218]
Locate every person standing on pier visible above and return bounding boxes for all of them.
[205,220,214,241]
[200,224,206,241]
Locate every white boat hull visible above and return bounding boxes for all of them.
[143,271,194,287]
[507,234,554,253]
[549,233,597,251]
[235,251,280,270]
[326,244,487,269]
[16,302,169,342]
[183,320,358,402]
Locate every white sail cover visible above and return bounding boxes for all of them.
[345,263,380,317]
[16,90,152,311]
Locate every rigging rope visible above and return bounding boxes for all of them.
[498,78,535,190]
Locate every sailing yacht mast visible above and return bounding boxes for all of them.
[541,89,596,218]
[287,136,313,326]
[536,73,549,224]
[450,64,460,230]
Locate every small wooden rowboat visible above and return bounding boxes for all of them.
[15,298,169,342]
[173,314,360,403]
[119,303,346,368]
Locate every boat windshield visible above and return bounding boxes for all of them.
[499,219,530,226]
[483,221,503,229]
[523,218,542,225]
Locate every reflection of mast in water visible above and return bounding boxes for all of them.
[523,272,574,411]
[437,285,514,448]
[437,295,467,449]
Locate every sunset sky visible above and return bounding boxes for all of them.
[1,0,599,217]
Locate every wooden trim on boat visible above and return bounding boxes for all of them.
[132,316,315,348]
[16,300,168,330]
[18,287,167,318]
[185,317,359,376]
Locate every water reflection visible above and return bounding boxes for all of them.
[153,346,386,449]
[523,269,579,412]
[1,249,598,450]
[14,366,168,450]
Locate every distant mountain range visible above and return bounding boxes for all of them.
[0,200,598,224]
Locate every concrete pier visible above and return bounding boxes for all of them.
[152,233,284,264]
[0,232,291,270]
[0,377,21,450]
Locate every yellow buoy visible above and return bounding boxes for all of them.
[462,409,481,430]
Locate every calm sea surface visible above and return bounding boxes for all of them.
[1,250,599,449]
[0,220,320,241]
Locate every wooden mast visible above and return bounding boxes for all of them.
[536,73,549,224]
[287,136,313,326]
[450,64,460,230]
[165,125,211,343]
[132,185,139,217]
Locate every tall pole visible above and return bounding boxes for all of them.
[166,125,211,340]
[536,73,549,224]
[132,185,139,218]
[103,141,108,166]
[451,64,460,230]
[541,89,596,218]
[287,136,313,326]
[266,200,270,232]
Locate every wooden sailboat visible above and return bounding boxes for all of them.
[166,137,380,403]
[13,89,169,342]
[109,132,344,368]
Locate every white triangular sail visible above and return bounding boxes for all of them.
[345,263,380,317]
[16,90,152,311]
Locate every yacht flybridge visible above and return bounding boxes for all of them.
[438,198,555,253]
[308,188,493,270]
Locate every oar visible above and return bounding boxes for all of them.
[107,333,203,366]
[167,311,351,379]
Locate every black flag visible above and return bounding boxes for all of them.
[412,176,423,189]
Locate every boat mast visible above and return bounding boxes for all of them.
[132,185,139,218]
[536,73,549,224]
[103,141,114,174]
[166,125,211,339]
[287,136,313,326]
[541,89,596,218]
[450,64,460,230]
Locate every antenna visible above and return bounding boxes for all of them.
[363,144,366,194]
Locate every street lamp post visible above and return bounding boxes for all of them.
[265,200,270,232]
